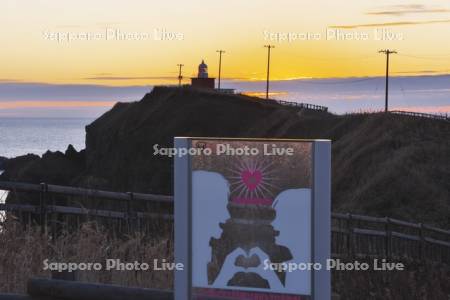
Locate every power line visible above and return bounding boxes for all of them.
[264,45,275,99]
[379,49,397,112]
[216,50,225,90]
[176,64,184,87]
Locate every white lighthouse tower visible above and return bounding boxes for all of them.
[198,60,209,78]
[191,59,215,89]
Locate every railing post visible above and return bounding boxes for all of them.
[385,217,392,259]
[347,213,353,258]
[39,182,48,234]
[126,192,135,233]
[419,223,425,260]
[50,195,57,240]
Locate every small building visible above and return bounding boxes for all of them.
[191,60,215,89]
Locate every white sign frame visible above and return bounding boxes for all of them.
[175,137,331,300]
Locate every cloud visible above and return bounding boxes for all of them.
[366,5,450,16]
[0,82,150,102]
[240,91,288,97]
[0,78,22,83]
[83,75,252,82]
[222,77,255,81]
[330,19,450,29]
[83,76,176,81]
[0,101,116,110]
[394,70,450,75]
[92,73,114,76]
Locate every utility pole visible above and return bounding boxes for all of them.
[216,50,225,90]
[177,64,184,87]
[379,49,397,112]
[264,45,275,99]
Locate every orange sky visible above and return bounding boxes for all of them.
[1,0,450,86]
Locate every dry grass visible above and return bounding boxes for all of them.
[0,219,173,294]
[333,259,450,299]
[1,218,449,299]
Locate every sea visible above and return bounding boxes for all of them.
[0,76,449,209]
[0,118,93,208]
[0,118,92,159]
[0,76,449,159]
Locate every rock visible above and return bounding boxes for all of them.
[0,154,39,179]
[0,156,8,170]
[65,144,78,157]
[65,144,85,165]
[0,150,84,185]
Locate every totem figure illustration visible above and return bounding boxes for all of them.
[191,140,312,291]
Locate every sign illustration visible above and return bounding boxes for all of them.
[175,138,331,300]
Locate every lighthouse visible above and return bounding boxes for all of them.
[198,60,208,78]
[191,60,215,89]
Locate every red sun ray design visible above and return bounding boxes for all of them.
[227,158,279,205]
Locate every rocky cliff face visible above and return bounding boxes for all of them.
[0,156,7,170]
[0,147,84,185]
[1,86,449,227]
[83,86,324,193]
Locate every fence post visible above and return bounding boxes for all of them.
[385,217,392,259]
[126,192,135,233]
[347,213,353,258]
[419,223,425,260]
[50,196,57,240]
[39,182,48,234]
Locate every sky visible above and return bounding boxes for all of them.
[0,0,449,116]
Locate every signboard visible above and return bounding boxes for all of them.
[175,138,331,300]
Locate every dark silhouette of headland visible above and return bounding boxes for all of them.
[1,86,449,227]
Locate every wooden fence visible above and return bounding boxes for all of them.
[1,181,449,264]
[270,100,328,112]
[390,110,449,122]
[0,181,173,237]
[332,212,450,263]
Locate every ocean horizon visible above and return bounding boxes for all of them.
[0,75,449,118]
[1,75,449,158]
[0,117,93,159]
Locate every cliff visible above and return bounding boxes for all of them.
[1,86,449,227]
[0,156,7,170]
